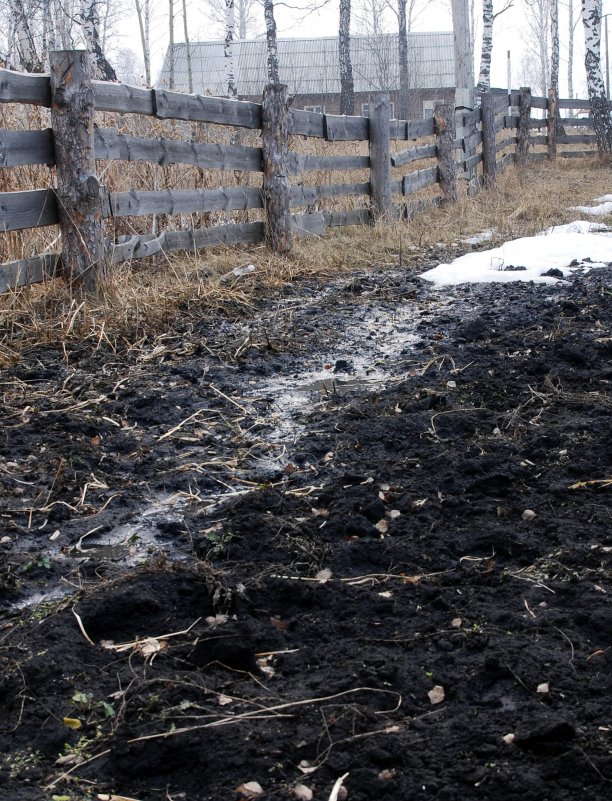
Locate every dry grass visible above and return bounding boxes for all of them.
[1,157,611,364]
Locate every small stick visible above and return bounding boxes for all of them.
[208,382,250,415]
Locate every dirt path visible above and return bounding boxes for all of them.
[1,259,611,800]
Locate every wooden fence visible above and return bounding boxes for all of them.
[0,49,608,293]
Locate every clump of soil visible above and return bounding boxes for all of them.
[0,261,611,800]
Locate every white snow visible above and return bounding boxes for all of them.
[571,200,612,216]
[461,228,497,245]
[420,220,612,287]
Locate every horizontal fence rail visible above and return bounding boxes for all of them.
[0,50,608,293]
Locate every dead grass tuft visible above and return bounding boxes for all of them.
[1,158,611,362]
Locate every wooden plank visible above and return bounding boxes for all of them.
[559,116,594,127]
[391,143,436,167]
[109,186,263,217]
[92,81,155,115]
[0,188,58,230]
[496,135,518,152]
[434,102,457,204]
[0,128,55,167]
[547,88,557,159]
[0,252,62,293]
[406,117,435,139]
[529,118,547,129]
[292,211,326,237]
[0,68,51,106]
[557,133,596,144]
[369,93,392,220]
[530,135,548,146]
[390,119,406,139]
[517,87,532,166]
[402,166,438,195]
[289,181,370,206]
[560,150,597,158]
[324,208,371,227]
[556,98,591,110]
[154,89,262,128]
[462,152,483,170]
[459,130,482,152]
[95,127,263,171]
[493,114,518,134]
[509,90,521,106]
[456,108,480,127]
[262,84,292,253]
[391,179,402,194]
[109,222,265,262]
[494,93,510,112]
[288,152,370,174]
[528,152,548,163]
[503,114,519,129]
[324,114,369,141]
[289,108,325,138]
[530,96,548,109]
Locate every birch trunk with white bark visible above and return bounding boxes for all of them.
[78,0,117,81]
[225,0,238,98]
[476,0,493,93]
[398,0,409,119]
[339,0,354,115]
[581,0,612,152]
[263,0,280,84]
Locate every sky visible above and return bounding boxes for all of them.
[116,0,608,99]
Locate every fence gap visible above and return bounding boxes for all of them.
[434,102,457,204]
[261,83,293,253]
[49,50,106,293]
[368,92,393,221]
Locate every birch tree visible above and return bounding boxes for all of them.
[78,0,117,80]
[263,0,280,83]
[204,0,259,38]
[134,0,151,86]
[581,0,612,151]
[225,0,238,97]
[550,0,559,96]
[7,0,42,71]
[168,0,175,88]
[339,0,354,114]
[398,0,409,118]
[523,0,551,96]
[476,1,513,94]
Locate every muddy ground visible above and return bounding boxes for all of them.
[0,252,611,801]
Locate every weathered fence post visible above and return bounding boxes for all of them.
[434,102,457,204]
[547,87,558,160]
[368,92,393,221]
[261,83,293,253]
[516,86,532,166]
[480,91,497,186]
[49,50,106,293]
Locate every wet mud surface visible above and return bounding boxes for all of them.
[1,258,611,800]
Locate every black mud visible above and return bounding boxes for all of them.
[1,260,611,800]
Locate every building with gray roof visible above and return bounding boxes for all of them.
[159,32,455,119]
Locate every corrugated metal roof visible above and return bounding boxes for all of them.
[159,33,454,96]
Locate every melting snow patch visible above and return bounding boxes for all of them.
[419,221,612,287]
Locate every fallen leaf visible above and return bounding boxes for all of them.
[594,584,607,593]
[315,568,332,583]
[91,435,101,447]
[270,617,289,630]
[427,685,445,705]
[292,784,314,800]
[236,781,263,797]
[218,693,234,706]
[502,733,515,745]
[378,591,393,598]
[134,637,167,657]
[205,614,228,627]
[451,617,462,629]
[403,574,422,585]
[297,760,317,775]
[62,717,82,730]
[55,753,84,766]
[394,404,402,413]
[446,380,457,388]
[521,509,537,521]
[388,509,401,520]
[411,498,428,508]
[378,768,396,780]
[375,519,389,535]
[536,682,549,694]
[323,451,334,462]
[312,507,329,517]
